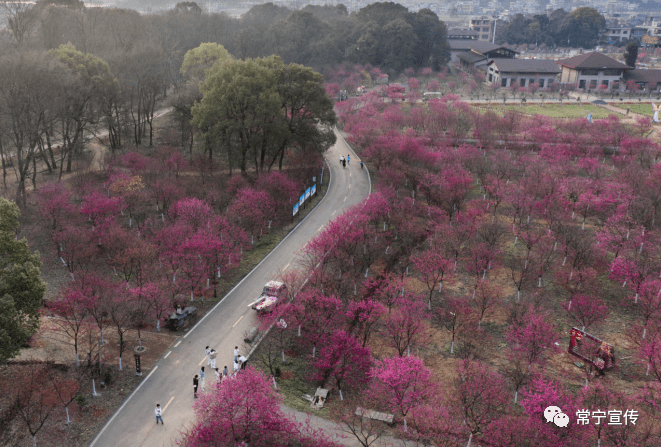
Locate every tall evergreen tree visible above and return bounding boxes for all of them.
[625,41,638,67]
[0,198,46,363]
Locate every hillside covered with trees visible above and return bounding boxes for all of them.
[497,7,606,49]
[0,0,449,76]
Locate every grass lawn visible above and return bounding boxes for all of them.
[274,354,330,417]
[475,103,615,119]
[608,102,654,115]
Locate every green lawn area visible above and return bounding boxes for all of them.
[608,102,654,115]
[475,104,616,119]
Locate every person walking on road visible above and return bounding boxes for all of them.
[205,346,211,366]
[155,404,164,424]
[200,367,205,391]
[233,360,240,374]
[347,155,350,165]
[215,367,220,382]
[234,346,240,362]
[360,160,364,169]
[223,365,229,377]
[342,158,346,168]
[340,155,344,165]
[193,375,199,398]
[209,349,217,369]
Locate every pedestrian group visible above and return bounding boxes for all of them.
[192,346,247,399]
[340,154,362,169]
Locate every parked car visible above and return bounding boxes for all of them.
[165,306,197,331]
[249,281,288,313]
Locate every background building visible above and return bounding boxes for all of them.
[470,16,496,42]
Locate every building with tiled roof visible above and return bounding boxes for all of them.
[449,40,517,56]
[485,59,561,88]
[449,40,517,69]
[557,52,634,90]
[624,69,661,92]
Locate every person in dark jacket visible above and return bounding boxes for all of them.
[193,375,199,398]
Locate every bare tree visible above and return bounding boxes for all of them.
[14,362,59,447]
[3,2,38,48]
[0,52,58,206]
[330,398,389,447]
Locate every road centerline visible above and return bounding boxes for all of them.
[90,128,375,447]
[162,396,175,414]
[232,315,244,328]
[181,164,334,340]
[88,365,159,447]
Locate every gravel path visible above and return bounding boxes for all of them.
[281,404,418,447]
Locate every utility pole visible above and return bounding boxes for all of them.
[492,16,497,44]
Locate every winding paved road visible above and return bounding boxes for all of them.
[89,130,371,447]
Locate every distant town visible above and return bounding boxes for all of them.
[179,0,661,27]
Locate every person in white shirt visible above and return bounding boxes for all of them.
[215,368,221,382]
[233,360,240,374]
[155,404,163,424]
[205,346,211,366]
[238,355,247,370]
[234,346,240,362]
[200,367,205,391]
[209,349,217,369]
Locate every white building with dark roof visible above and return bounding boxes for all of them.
[557,52,634,90]
[485,59,561,88]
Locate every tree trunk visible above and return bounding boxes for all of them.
[38,139,52,172]
[44,130,57,170]
[31,156,37,190]
[0,144,7,191]
[278,146,286,171]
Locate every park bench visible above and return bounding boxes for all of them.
[309,387,329,409]
[355,407,395,425]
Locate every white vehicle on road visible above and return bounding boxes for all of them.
[249,280,288,313]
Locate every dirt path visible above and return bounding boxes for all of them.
[281,405,420,447]
[89,141,107,172]
[88,107,173,172]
